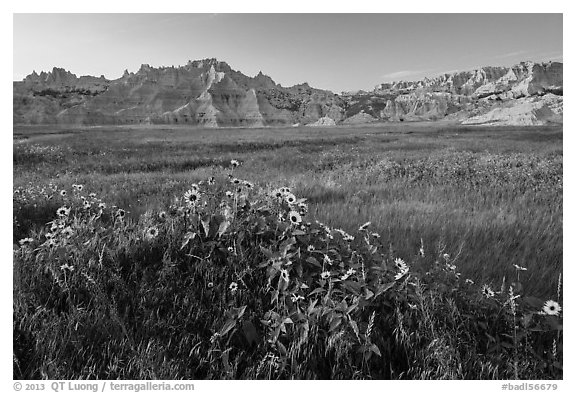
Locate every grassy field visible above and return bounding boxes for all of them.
[13,123,563,379]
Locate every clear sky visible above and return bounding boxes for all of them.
[13,14,563,93]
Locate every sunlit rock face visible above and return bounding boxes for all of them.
[345,61,562,125]
[13,60,562,126]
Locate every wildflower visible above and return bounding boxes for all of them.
[56,206,70,217]
[229,282,238,292]
[359,221,371,231]
[207,282,214,289]
[321,271,331,279]
[60,190,67,197]
[158,211,167,220]
[394,258,409,280]
[184,189,200,205]
[542,300,561,316]
[307,245,315,252]
[465,278,475,285]
[61,227,74,238]
[513,264,528,271]
[145,226,159,240]
[230,159,240,168]
[207,176,216,185]
[288,211,302,225]
[481,284,495,299]
[280,269,289,282]
[284,193,297,204]
[394,258,408,271]
[19,238,34,246]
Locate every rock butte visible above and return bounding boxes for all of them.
[13,58,562,127]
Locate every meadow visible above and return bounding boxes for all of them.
[13,122,563,379]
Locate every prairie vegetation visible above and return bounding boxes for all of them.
[13,123,563,379]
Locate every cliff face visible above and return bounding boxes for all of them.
[13,59,344,127]
[13,59,562,127]
[347,61,563,125]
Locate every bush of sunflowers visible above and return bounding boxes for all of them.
[13,161,562,379]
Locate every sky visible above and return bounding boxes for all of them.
[13,13,563,93]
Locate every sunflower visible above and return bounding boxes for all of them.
[465,279,475,285]
[184,189,200,205]
[394,258,408,271]
[207,282,214,288]
[243,181,254,189]
[207,177,216,185]
[190,183,200,192]
[76,185,84,192]
[288,211,302,225]
[231,178,241,185]
[230,159,240,168]
[145,226,159,240]
[321,271,331,279]
[60,190,67,197]
[513,264,528,271]
[98,203,106,209]
[307,245,315,252]
[542,300,561,316]
[481,284,495,299]
[225,191,234,198]
[284,192,297,204]
[62,227,74,238]
[116,209,126,219]
[298,202,308,215]
[19,238,34,246]
[158,211,167,220]
[229,282,238,292]
[56,206,70,217]
[371,232,381,239]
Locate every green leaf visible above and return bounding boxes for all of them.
[201,219,210,237]
[306,257,321,268]
[217,220,230,237]
[241,320,259,346]
[370,343,382,357]
[219,318,237,336]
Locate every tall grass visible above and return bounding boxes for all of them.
[13,124,563,379]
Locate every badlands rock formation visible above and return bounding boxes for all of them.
[13,59,562,127]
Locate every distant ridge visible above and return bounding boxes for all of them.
[13,59,562,127]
